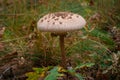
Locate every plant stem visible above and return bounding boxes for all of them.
[59,35,66,68]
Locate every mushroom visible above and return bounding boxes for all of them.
[37,12,86,68]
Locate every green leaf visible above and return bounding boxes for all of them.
[45,67,60,80]
[26,72,40,80]
[33,66,52,74]
[75,63,95,69]
[67,68,84,80]
[75,73,84,80]
[33,68,44,74]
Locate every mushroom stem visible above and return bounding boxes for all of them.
[59,35,66,68]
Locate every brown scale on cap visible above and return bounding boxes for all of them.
[70,13,74,16]
[59,22,62,24]
[52,16,55,19]
[76,15,79,18]
[54,18,59,21]
[44,17,47,20]
[41,19,43,22]
[53,22,55,25]
[54,12,70,19]
[61,16,66,19]
[67,16,72,19]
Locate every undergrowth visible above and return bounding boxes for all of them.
[0,0,120,80]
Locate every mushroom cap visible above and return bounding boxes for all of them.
[37,12,86,33]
